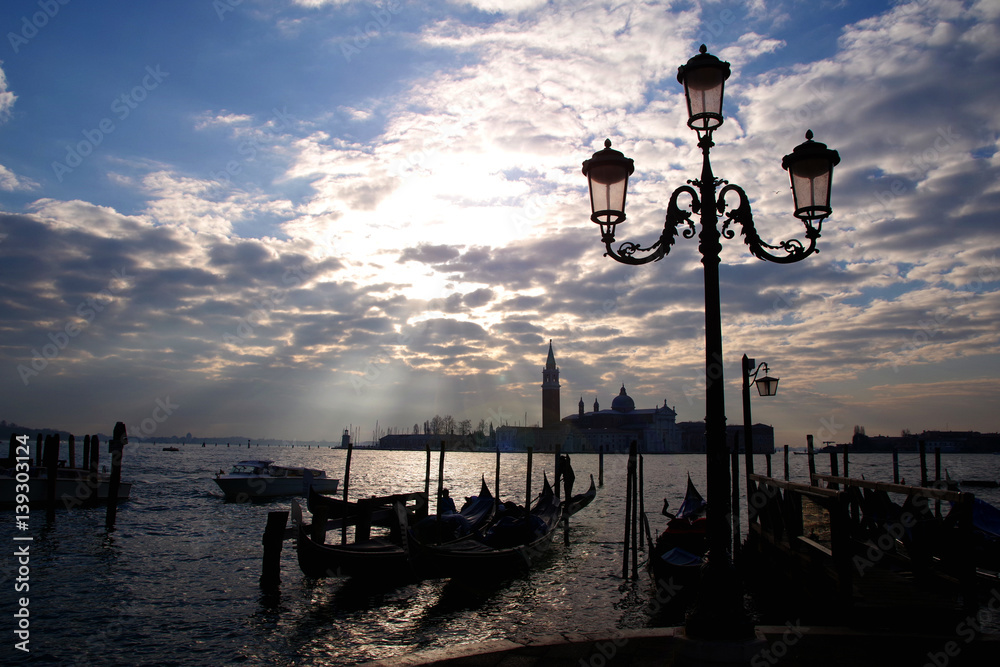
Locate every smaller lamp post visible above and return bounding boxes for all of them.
[742,354,778,522]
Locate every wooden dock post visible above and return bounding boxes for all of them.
[598,445,604,487]
[105,423,127,530]
[892,447,900,483]
[311,503,329,544]
[765,453,772,477]
[842,441,849,478]
[919,439,928,487]
[342,437,353,545]
[806,434,817,485]
[525,446,533,509]
[783,445,790,481]
[260,510,288,590]
[68,434,76,470]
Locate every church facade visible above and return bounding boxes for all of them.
[495,341,684,453]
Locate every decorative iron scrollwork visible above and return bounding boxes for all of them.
[717,183,820,264]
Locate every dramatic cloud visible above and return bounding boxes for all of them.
[0,0,997,443]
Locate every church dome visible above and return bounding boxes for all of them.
[611,385,635,413]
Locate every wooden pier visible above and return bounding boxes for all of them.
[743,461,992,627]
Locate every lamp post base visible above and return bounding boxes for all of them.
[684,559,756,642]
[675,627,767,666]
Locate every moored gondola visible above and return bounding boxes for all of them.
[565,473,597,517]
[293,478,495,579]
[416,476,561,580]
[650,475,708,583]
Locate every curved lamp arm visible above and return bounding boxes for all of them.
[717,183,821,264]
[603,184,700,265]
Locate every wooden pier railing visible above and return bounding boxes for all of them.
[745,470,981,615]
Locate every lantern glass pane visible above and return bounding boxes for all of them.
[790,157,831,216]
[588,163,629,221]
[685,68,725,122]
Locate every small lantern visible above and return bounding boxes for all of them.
[782,130,841,221]
[677,45,731,132]
[755,370,779,397]
[582,139,634,239]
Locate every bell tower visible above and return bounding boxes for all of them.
[541,340,560,429]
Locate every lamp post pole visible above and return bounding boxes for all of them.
[742,355,778,523]
[581,45,840,641]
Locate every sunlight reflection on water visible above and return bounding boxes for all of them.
[9,446,998,665]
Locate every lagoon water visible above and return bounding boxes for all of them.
[5,445,999,665]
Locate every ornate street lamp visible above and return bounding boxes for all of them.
[581,45,840,641]
[742,355,777,523]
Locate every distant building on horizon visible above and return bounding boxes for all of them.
[496,342,687,453]
[677,421,775,454]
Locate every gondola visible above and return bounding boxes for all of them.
[293,479,494,579]
[565,474,597,517]
[417,476,561,580]
[650,475,708,583]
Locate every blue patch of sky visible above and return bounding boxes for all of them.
[840,281,926,307]
[719,1,896,80]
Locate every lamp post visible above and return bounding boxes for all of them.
[742,355,778,521]
[581,45,840,641]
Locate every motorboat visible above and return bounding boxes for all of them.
[213,460,338,500]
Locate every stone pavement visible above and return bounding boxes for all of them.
[362,625,1000,666]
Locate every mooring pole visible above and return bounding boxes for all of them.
[828,450,840,490]
[919,439,928,487]
[260,510,288,590]
[630,441,639,579]
[598,445,604,487]
[807,434,817,485]
[892,447,900,484]
[494,446,501,509]
[45,434,58,518]
[525,446,533,509]
[935,447,942,519]
[342,438,353,545]
[424,441,431,499]
[68,434,76,470]
[731,432,740,558]
[105,423,127,530]
[554,442,562,501]
[783,445,790,481]
[437,440,446,514]
[622,446,632,580]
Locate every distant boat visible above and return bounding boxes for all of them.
[213,460,338,500]
[162,446,180,452]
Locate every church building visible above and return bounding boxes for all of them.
[495,341,683,453]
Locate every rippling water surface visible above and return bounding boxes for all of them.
[5,446,999,665]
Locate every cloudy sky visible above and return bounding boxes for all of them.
[1,0,998,445]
